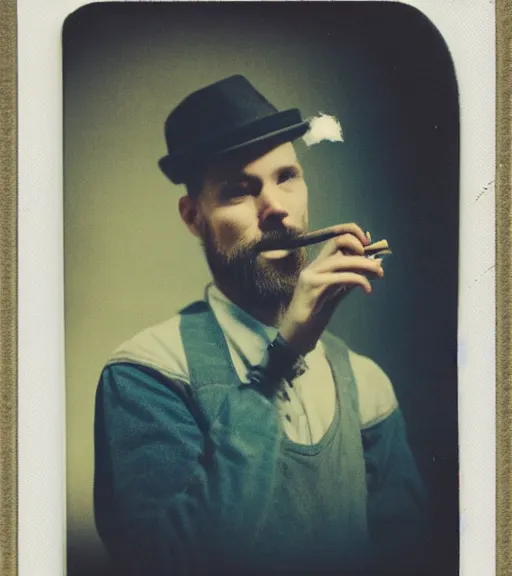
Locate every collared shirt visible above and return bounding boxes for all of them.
[206,283,336,445]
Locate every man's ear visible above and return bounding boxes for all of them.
[179,195,202,237]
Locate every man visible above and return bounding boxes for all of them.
[94,75,427,575]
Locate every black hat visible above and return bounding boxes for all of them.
[158,75,309,185]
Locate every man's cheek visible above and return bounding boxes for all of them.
[217,223,249,251]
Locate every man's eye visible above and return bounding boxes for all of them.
[277,169,299,184]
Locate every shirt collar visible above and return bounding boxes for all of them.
[205,283,278,369]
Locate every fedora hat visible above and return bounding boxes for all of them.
[158,75,310,185]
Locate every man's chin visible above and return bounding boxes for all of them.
[203,238,306,309]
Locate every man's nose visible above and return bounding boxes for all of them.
[257,187,289,230]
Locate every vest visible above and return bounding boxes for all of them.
[179,301,374,573]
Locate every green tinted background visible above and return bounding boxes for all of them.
[63,3,459,574]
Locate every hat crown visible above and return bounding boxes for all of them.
[159,74,308,185]
[164,75,278,155]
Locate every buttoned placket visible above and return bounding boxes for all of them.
[274,377,314,445]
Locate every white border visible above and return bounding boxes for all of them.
[17,1,496,574]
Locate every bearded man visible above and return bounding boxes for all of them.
[93,75,427,576]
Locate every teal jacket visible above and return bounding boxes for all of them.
[94,301,427,575]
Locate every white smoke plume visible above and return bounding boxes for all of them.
[302,113,344,147]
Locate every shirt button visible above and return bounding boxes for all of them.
[285,414,292,422]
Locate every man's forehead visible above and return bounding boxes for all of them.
[205,141,299,182]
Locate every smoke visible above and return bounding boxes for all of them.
[302,113,344,147]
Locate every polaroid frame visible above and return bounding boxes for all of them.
[0,0,509,574]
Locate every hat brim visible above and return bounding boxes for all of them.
[214,120,310,158]
[159,119,310,185]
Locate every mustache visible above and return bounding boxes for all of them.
[251,228,304,254]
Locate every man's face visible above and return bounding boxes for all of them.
[193,141,309,310]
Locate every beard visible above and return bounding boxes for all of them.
[200,223,308,310]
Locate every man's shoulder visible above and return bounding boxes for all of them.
[321,332,398,429]
[347,349,398,429]
[105,305,200,384]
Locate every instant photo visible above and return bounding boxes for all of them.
[63,3,459,574]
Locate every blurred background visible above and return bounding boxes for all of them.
[63,3,459,574]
